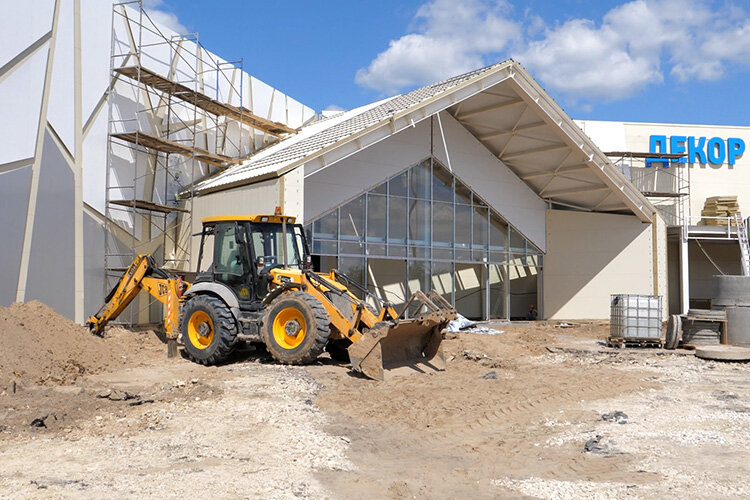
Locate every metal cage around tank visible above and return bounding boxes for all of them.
[610,294,663,340]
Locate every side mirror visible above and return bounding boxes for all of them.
[304,255,312,269]
[256,256,265,268]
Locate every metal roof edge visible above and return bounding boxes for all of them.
[507,64,657,223]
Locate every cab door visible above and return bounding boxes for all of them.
[211,222,254,302]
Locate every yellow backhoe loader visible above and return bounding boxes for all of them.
[87,215,455,380]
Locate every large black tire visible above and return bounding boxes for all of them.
[262,291,330,365]
[181,295,238,365]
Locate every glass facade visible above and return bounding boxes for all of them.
[305,158,543,320]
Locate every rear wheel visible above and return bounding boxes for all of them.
[181,295,238,365]
[262,292,330,364]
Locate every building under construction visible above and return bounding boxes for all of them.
[1,0,748,324]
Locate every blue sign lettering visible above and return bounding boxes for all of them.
[688,136,707,164]
[647,135,745,167]
[728,138,745,164]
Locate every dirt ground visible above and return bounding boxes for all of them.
[0,304,748,498]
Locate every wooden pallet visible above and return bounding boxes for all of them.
[607,337,663,348]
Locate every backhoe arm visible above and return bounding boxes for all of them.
[86,254,185,339]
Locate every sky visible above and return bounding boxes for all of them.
[146,0,750,125]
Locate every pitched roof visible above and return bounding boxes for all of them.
[184,62,506,196]
[182,60,656,223]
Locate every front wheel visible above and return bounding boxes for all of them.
[181,295,238,365]
[262,291,330,364]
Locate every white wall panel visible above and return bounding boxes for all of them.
[544,210,653,319]
[46,0,75,152]
[304,119,431,222]
[82,107,109,212]
[81,0,112,120]
[0,48,48,165]
[0,0,54,69]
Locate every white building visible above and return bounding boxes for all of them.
[0,1,313,323]
[4,1,744,325]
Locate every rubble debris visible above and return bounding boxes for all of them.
[128,399,154,407]
[97,389,136,401]
[602,411,628,424]
[29,413,56,428]
[462,350,489,361]
[583,435,610,454]
[483,371,499,379]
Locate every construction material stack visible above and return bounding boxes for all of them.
[701,196,741,225]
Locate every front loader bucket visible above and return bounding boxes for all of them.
[348,291,455,381]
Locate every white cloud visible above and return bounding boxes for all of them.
[355,0,520,93]
[356,0,750,106]
[142,0,187,34]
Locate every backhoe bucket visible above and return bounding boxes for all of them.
[348,291,455,381]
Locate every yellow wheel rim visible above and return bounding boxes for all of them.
[187,310,214,350]
[272,307,307,349]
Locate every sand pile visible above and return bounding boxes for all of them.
[0,301,162,389]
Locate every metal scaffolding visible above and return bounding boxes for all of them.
[104,0,293,325]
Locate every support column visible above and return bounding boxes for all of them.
[73,0,84,323]
[679,238,690,314]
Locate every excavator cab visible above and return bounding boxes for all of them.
[194,216,309,303]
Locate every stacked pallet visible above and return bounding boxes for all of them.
[701,196,740,226]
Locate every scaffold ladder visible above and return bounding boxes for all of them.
[735,214,750,276]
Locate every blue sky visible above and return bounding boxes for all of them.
[148,0,750,125]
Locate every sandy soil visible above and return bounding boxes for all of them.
[0,309,747,499]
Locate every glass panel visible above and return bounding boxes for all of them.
[433,247,453,260]
[455,204,471,249]
[313,210,337,239]
[455,248,472,261]
[473,206,488,249]
[389,244,406,257]
[490,215,507,251]
[214,224,241,275]
[509,227,526,255]
[488,264,506,319]
[432,201,453,247]
[490,251,506,263]
[455,263,484,320]
[389,171,408,197]
[367,243,387,256]
[408,199,430,246]
[313,240,336,255]
[388,196,407,244]
[455,180,472,205]
[340,241,365,255]
[339,257,366,299]
[318,255,337,274]
[368,258,406,310]
[432,161,453,203]
[431,261,453,306]
[366,193,387,242]
[340,195,365,241]
[473,249,488,262]
[304,224,313,243]
[409,160,431,200]
[408,246,428,259]
[371,182,387,195]
[407,260,430,316]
